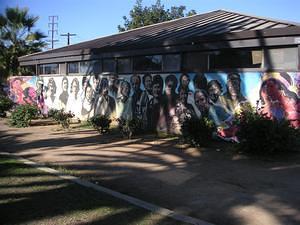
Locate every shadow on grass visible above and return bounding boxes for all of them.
[0,156,184,225]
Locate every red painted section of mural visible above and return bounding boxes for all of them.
[9,77,38,105]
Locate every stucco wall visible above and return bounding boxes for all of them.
[8,72,300,138]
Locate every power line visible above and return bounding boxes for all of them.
[60,32,77,45]
[47,16,59,49]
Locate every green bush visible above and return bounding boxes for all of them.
[236,107,300,155]
[49,109,74,129]
[117,117,142,139]
[89,115,112,134]
[10,104,39,127]
[0,95,14,117]
[181,117,215,147]
[47,108,59,118]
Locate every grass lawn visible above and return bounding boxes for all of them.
[0,155,186,225]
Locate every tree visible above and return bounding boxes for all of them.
[118,0,197,32]
[0,7,47,80]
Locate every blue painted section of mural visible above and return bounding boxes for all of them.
[8,72,300,138]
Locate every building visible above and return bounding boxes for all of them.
[11,9,300,136]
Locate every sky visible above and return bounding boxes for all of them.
[1,0,300,49]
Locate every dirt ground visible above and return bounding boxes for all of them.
[1,118,300,225]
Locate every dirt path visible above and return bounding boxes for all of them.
[1,118,300,225]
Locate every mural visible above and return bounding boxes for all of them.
[8,71,300,139]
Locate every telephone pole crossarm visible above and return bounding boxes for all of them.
[60,32,77,45]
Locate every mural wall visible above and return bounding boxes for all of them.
[8,72,300,138]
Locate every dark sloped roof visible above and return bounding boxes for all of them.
[19,9,300,62]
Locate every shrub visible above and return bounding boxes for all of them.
[236,107,300,155]
[117,117,142,139]
[47,108,59,118]
[0,95,14,117]
[10,104,39,127]
[50,109,74,129]
[181,117,215,147]
[89,115,112,134]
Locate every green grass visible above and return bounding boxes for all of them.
[0,156,187,225]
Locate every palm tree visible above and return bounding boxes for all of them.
[0,7,46,80]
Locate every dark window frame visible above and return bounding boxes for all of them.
[162,54,181,72]
[133,55,162,72]
[208,48,263,71]
[182,51,209,72]
[102,58,117,73]
[38,63,60,75]
[117,57,132,74]
[262,47,299,72]
[68,62,80,74]
[80,60,102,75]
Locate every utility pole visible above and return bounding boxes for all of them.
[47,16,59,49]
[60,32,77,45]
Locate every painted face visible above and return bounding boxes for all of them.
[165,80,175,96]
[101,80,109,96]
[94,76,100,86]
[181,75,190,88]
[71,81,78,93]
[144,76,152,91]
[227,79,240,96]
[131,76,140,91]
[12,79,22,89]
[85,86,93,101]
[208,83,221,102]
[82,78,88,90]
[195,91,208,110]
[48,82,55,94]
[152,83,162,98]
[265,79,281,101]
[62,79,68,92]
[121,83,130,97]
[209,83,221,95]
[109,75,117,88]
[260,88,269,103]
[295,76,300,93]
[28,88,36,100]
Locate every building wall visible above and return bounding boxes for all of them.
[8,72,300,138]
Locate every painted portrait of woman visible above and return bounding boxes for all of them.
[259,74,299,127]
[159,74,178,133]
[23,86,37,105]
[45,78,57,109]
[66,77,81,116]
[81,83,94,118]
[58,77,69,109]
[10,78,25,104]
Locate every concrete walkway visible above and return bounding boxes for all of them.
[1,119,300,225]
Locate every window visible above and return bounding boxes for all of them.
[103,59,116,72]
[117,58,132,73]
[182,52,209,72]
[163,54,181,72]
[20,65,36,75]
[38,64,59,75]
[263,47,298,70]
[209,49,262,69]
[80,60,101,74]
[133,55,162,72]
[68,62,79,74]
